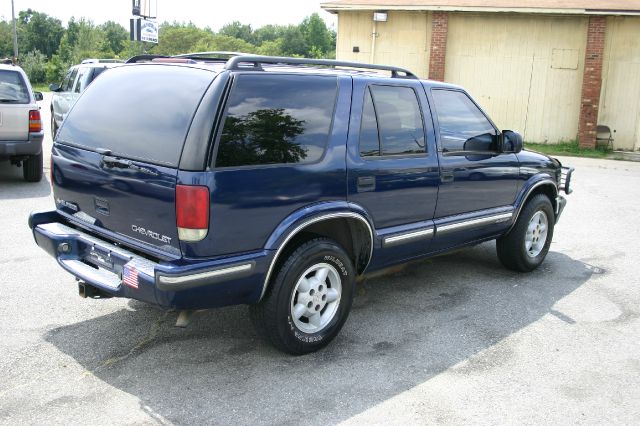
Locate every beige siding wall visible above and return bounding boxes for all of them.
[336,11,431,78]
[445,13,587,143]
[599,17,640,150]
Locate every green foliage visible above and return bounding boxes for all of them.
[0,8,337,84]
[21,50,47,83]
[18,9,64,58]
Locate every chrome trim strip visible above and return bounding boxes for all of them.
[383,228,433,247]
[260,212,374,301]
[157,263,254,285]
[437,212,513,234]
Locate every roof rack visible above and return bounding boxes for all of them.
[125,54,171,64]
[224,55,418,79]
[174,51,249,60]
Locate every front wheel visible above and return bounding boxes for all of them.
[497,194,555,272]
[249,238,355,355]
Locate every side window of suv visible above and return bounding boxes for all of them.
[64,68,78,92]
[432,89,497,153]
[215,74,338,168]
[75,67,91,93]
[359,85,426,157]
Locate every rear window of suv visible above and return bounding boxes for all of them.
[215,74,338,168]
[0,70,30,104]
[57,65,214,167]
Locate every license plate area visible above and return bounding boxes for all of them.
[84,245,115,272]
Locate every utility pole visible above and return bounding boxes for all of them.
[11,0,18,63]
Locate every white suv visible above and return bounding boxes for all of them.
[0,63,44,182]
[50,60,122,139]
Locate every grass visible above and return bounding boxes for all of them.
[524,140,612,159]
[32,83,50,93]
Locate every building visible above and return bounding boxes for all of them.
[321,0,640,150]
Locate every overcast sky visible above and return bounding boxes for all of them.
[0,0,337,30]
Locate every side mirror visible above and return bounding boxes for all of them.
[501,130,523,154]
[33,91,44,101]
[49,83,61,92]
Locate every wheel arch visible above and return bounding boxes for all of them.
[510,177,558,231]
[261,208,374,301]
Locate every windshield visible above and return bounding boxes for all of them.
[0,70,30,103]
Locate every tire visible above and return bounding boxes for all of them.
[51,114,59,140]
[497,194,555,272]
[23,152,43,182]
[249,238,355,355]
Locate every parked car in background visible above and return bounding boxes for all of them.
[49,59,123,138]
[0,63,44,182]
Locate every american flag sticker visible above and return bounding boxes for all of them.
[123,264,139,289]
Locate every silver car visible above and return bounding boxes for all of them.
[49,60,122,138]
[0,63,44,182]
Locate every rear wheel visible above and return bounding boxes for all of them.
[23,152,43,182]
[249,238,355,355]
[497,194,555,272]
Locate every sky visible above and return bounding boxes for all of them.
[0,0,337,30]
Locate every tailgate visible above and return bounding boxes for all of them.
[52,143,182,256]
[0,104,30,141]
[51,64,217,258]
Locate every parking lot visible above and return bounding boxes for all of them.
[1,94,639,425]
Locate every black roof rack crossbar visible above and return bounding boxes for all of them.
[126,54,171,64]
[224,55,418,79]
[174,51,250,60]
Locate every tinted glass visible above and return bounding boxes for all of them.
[370,85,425,156]
[57,65,214,167]
[64,68,78,92]
[432,90,497,152]
[0,70,29,103]
[216,74,337,168]
[75,67,90,93]
[359,88,380,156]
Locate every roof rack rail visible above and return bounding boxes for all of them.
[174,51,249,60]
[125,54,171,64]
[224,55,418,79]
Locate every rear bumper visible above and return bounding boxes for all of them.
[0,131,44,158]
[29,210,271,310]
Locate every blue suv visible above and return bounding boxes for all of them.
[29,54,573,354]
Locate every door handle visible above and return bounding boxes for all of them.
[441,171,454,183]
[357,176,376,192]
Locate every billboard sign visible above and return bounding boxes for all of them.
[130,18,158,44]
[140,19,158,43]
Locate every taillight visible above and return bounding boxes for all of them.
[176,185,209,242]
[29,110,42,133]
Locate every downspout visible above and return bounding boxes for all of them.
[370,20,377,63]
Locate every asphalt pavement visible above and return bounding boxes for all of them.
[0,94,639,424]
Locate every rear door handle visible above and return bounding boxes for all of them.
[357,176,376,192]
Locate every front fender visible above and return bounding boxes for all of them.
[512,173,559,226]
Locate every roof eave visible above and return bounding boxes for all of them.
[320,4,640,16]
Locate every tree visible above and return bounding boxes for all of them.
[219,21,254,44]
[21,50,47,83]
[280,25,308,57]
[301,13,333,55]
[18,9,64,58]
[99,21,128,55]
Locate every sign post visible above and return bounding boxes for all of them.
[130,0,158,46]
